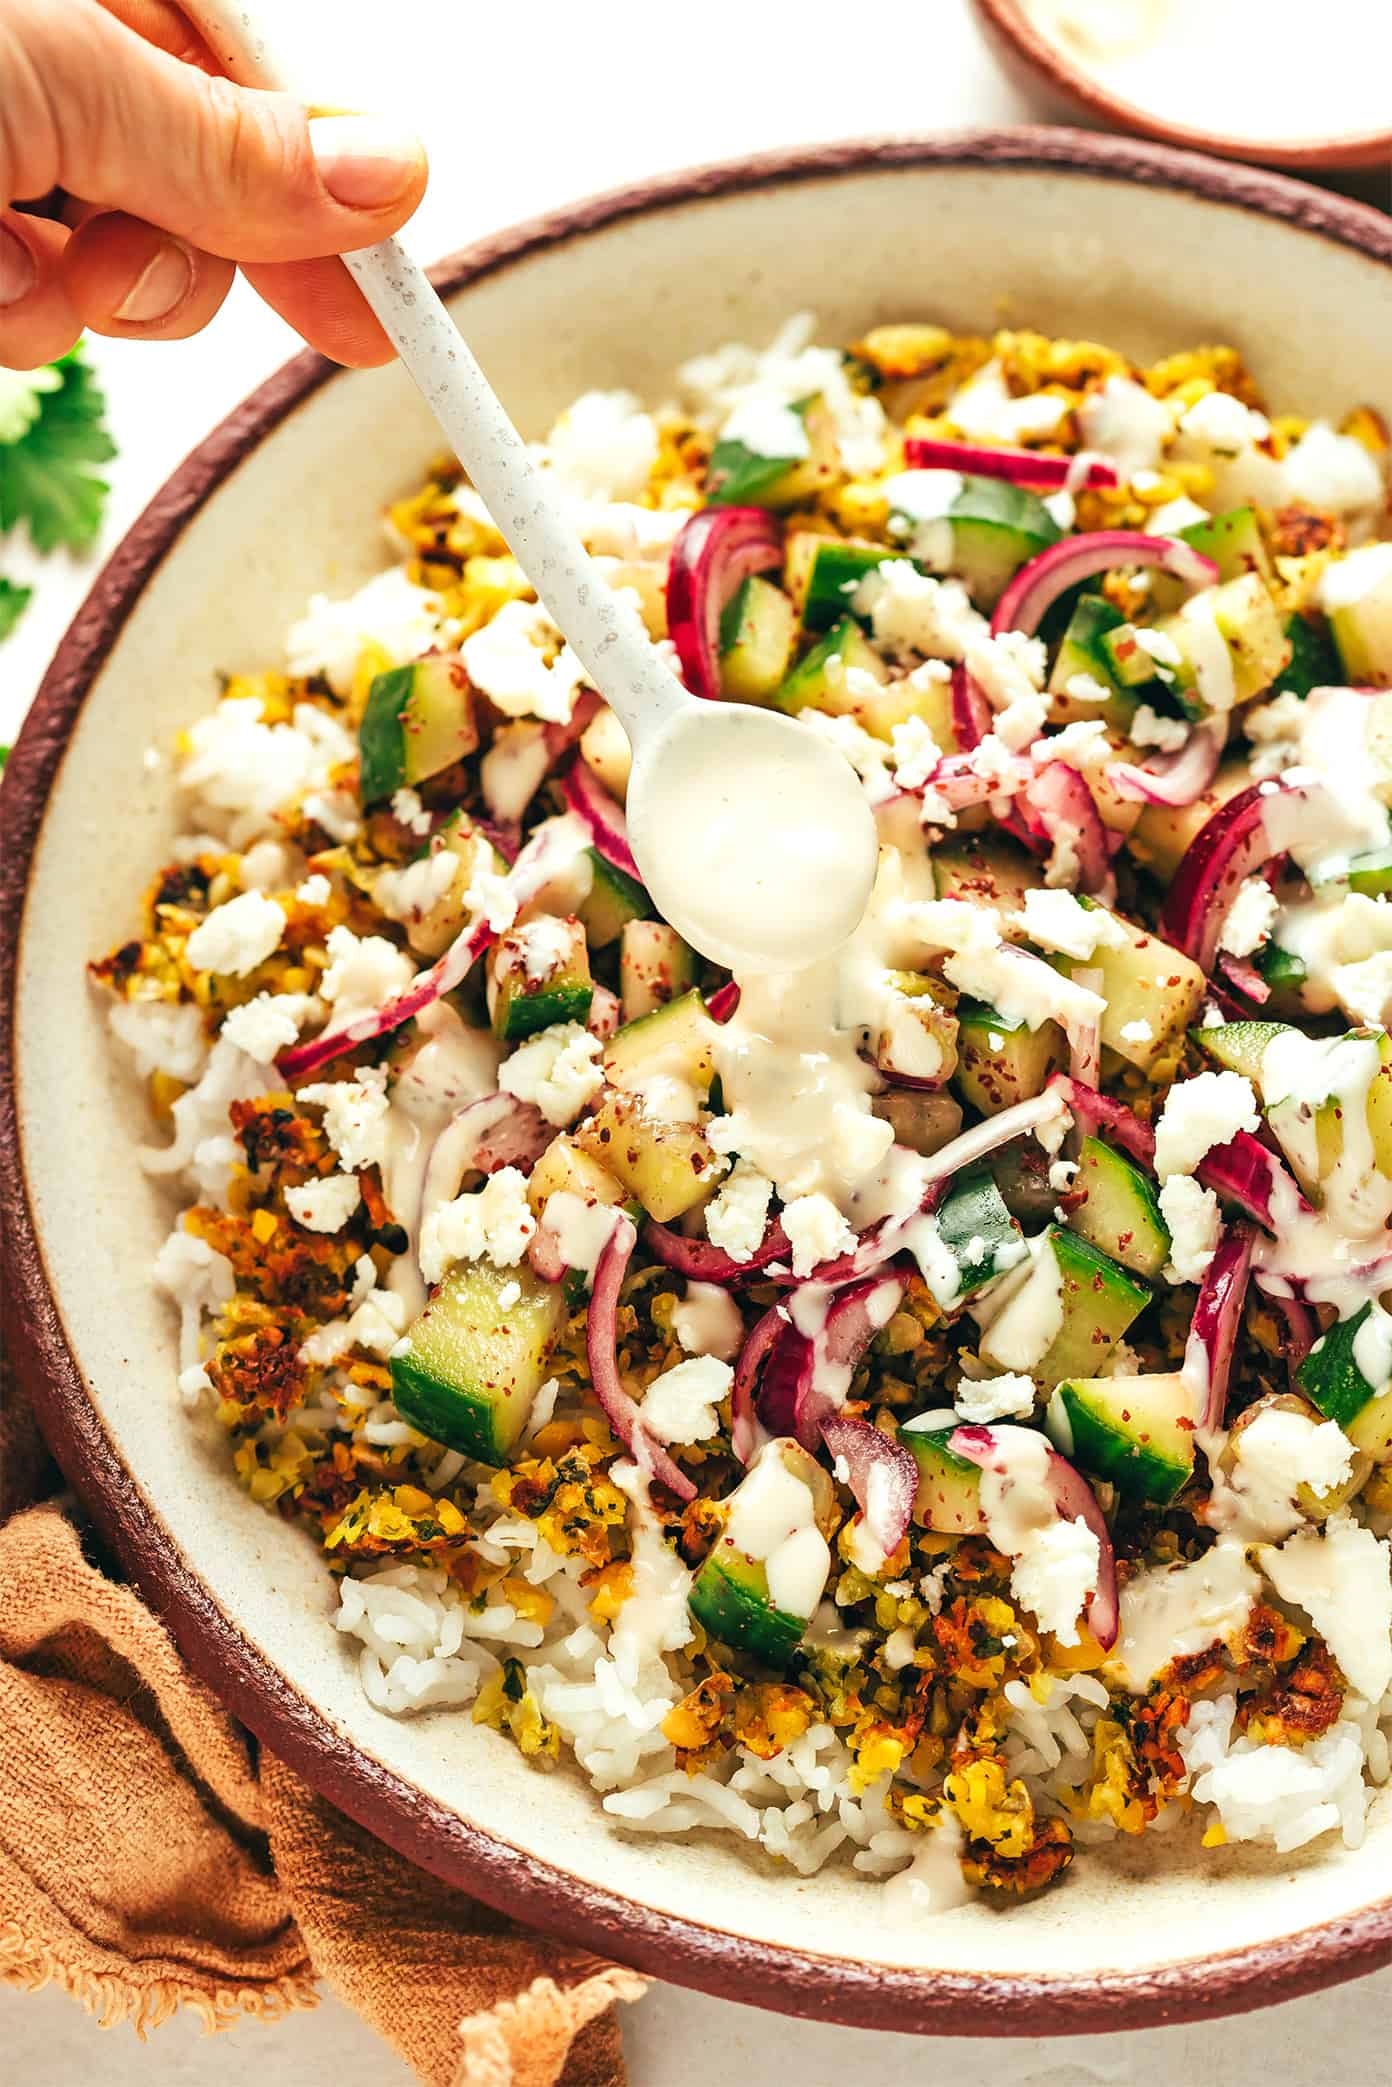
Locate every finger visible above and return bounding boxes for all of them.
[2,0,429,265]
[0,213,81,369]
[60,210,234,340]
[241,257,396,369]
[95,0,218,69]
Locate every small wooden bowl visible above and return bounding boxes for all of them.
[973,0,1392,172]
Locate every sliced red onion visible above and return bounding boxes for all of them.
[705,980,741,1024]
[757,1323,833,1450]
[904,436,1120,490]
[731,1303,785,1466]
[919,745,1035,812]
[1048,1074,1156,1168]
[643,1214,791,1286]
[587,1212,696,1501]
[821,1414,918,1561]
[561,758,643,882]
[588,983,621,1039]
[757,1274,905,1451]
[666,506,784,703]
[542,686,603,762]
[527,1226,567,1284]
[1020,761,1112,898]
[1197,1131,1313,1228]
[476,816,521,864]
[1068,971,1103,1089]
[420,1093,550,1235]
[1218,953,1271,1005]
[1108,718,1224,808]
[991,531,1219,640]
[1267,1290,1316,1383]
[279,815,583,1080]
[948,1425,1118,1649]
[1160,778,1320,973]
[1183,1224,1253,1432]
[950,661,993,751]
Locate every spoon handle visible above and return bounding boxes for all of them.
[182,0,691,744]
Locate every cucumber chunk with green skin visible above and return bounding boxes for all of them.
[1316,845,1392,899]
[577,848,650,950]
[1279,612,1342,699]
[899,1421,987,1534]
[391,1261,565,1464]
[935,1166,1025,1297]
[688,1547,810,1667]
[980,1228,1151,1390]
[489,916,593,1042]
[358,657,477,805]
[1327,551,1392,685]
[774,616,888,715]
[1048,593,1151,728]
[1255,941,1308,1008]
[718,574,798,699]
[1049,1372,1195,1505]
[706,397,839,511]
[1193,1020,1289,1085]
[1179,506,1272,587]
[913,475,1061,610]
[602,987,716,1096]
[800,541,897,632]
[1067,1136,1170,1281]
[1053,915,1206,1071]
[619,919,697,1023]
[932,835,1039,912]
[954,999,1065,1118]
[1156,572,1292,718]
[1298,1304,1383,1429]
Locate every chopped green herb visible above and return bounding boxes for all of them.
[0,346,115,554]
[0,577,32,640]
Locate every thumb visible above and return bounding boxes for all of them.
[2,0,428,264]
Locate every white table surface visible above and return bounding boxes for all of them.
[5,1,1392,2078]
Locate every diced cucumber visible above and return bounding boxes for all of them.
[801,541,895,633]
[1067,1136,1170,1281]
[1327,546,1392,686]
[403,814,504,959]
[900,1420,988,1535]
[577,848,650,950]
[935,1166,1025,1297]
[1279,613,1342,699]
[578,706,632,801]
[1299,1304,1381,1430]
[525,1133,627,1217]
[688,1547,810,1667]
[620,919,697,1022]
[1049,1371,1195,1505]
[979,1228,1151,1390]
[718,574,798,699]
[931,834,1039,912]
[488,916,593,1042]
[875,970,959,1086]
[602,987,717,1097]
[1048,593,1150,729]
[706,396,839,510]
[1156,573,1291,717]
[774,616,889,716]
[955,1000,1065,1117]
[359,656,477,805]
[1130,758,1255,881]
[931,476,1062,611]
[1180,506,1272,586]
[1340,846,1392,898]
[1053,914,1205,1070]
[574,1089,722,1221]
[1194,1019,1288,1084]
[391,1260,565,1464]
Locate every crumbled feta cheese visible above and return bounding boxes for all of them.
[221,991,320,1064]
[375,849,459,924]
[390,786,432,837]
[1153,1071,1260,1180]
[418,1165,536,1283]
[1283,424,1384,517]
[461,598,588,725]
[1011,1517,1100,1647]
[677,312,886,475]
[285,567,443,696]
[1119,1018,1154,1045]
[947,359,1067,443]
[1077,376,1174,478]
[286,1172,362,1233]
[543,389,658,500]
[854,561,986,662]
[965,631,1048,751]
[1159,1176,1222,1285]
[297,1067,391,1171]
[319,925,416,1023]
[1133,626,1183,670]
[1062,672,1112,707]
[238,838,291,890]
[1230,1407,1354,1541]
[1019,888,1125,961]
[498,1021,603,1127]
[1048,1158,1079,1192]
[108,998,210,1084]
[799,709,896,804]
[300,1285,408,1365]
[704,1159,775,1262]
[185,890,285,977]
[641,1355,734,1444]
[296,873,332,906]
[1130,704,1190,753]
[1180,390,1269,454]
[1149,496,1210,534]
[497,1279,522,1312]
[889,714,943,791]
[954,1372,1036,1423]
[541,1191,619,1281]
[781,1193,857,1279]
[1219,877,1280,960]
[1261,1514,1392,1702]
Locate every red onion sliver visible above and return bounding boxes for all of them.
[587,1213,696,1501]
[1108,719,1224,808]
[1048,1073,1156,1168]
[904,436,1119,490]
[949,661,993,751]
[820,1415,918,1561]
[756,1323,831,1451]
[731,1303,785,1466]
[991,530,1219,640]
[644,1215,791,1286]
[705,979,741,1024]
[587,982,621,1040]
[420,1093,550,1238]
[1160,778,1322,972]
[1020,761,1112,898]
[1198,1132,1313,1228]
[1218,953,1271,1005]
[947,1424,1118,1650]
[666,507,784,703]
[1183,1224,1254,1432]
[561,758,643,882]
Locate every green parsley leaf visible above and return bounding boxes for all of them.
[0,577,32,640]
[0,346,116,554]
[0,744,9,769]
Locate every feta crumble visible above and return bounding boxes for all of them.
[1019,889,1125,961]
[1011,1517,1100,1647]
[285,567,443,696]
[498,1021,603,1127]
[222,991,320,1065]
[298,1067,391,1171]
[185,890,285,978]
[1153,1071,1259,1180]
[320,925,416,1024]
[641,1355,734,1445]
[1158,1176,1222,1285]
[461,598,588,725]
[286,1172,362,1233]
[1219,877,1280,960]
[781,1194,857,1279]
[954,1372,1036,1423]
[418,1166,537,1284]
[704,1159,774,1262]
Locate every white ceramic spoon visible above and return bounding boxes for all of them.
[180,1,878,975]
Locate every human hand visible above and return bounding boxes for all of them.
[0,0,428,369]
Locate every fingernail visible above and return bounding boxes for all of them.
[308,114,423,209]
[0,225,36,308]
[113,238,193,324]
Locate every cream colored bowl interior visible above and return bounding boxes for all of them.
[17,157,1392,1988]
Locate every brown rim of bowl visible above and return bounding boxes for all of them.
[5,126,1392,2036]
[972,0,1392,171]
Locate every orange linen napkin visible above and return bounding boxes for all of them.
[0,1381,647,2086]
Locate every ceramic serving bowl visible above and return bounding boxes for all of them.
[6,128,1392,2037]
[972,0,1392,173]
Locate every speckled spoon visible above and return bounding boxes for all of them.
[179,2,878,976]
